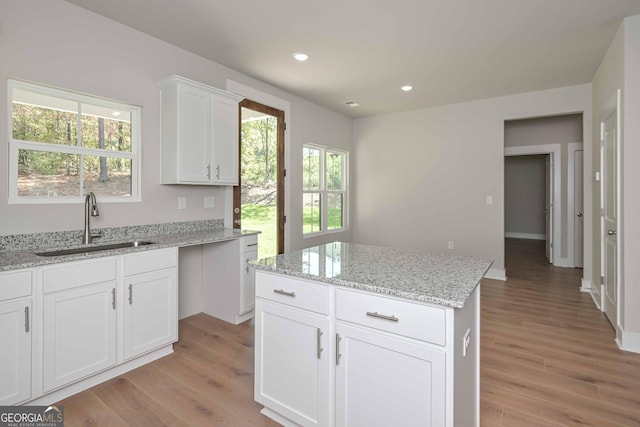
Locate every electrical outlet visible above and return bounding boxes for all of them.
[204,196,215,208]
[463,329,471,357]
[448,241,454,250]
[486,196,493,205]
[178,197,186,210]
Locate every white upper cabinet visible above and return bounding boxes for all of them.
[160,75,243,185]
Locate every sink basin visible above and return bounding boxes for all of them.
[35,241,155,257]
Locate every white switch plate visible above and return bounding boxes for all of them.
[448,241,454,250]
[486,196,493,205]
[204,196,215,208]
[178,197,186,210]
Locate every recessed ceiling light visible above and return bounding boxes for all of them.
[401,85,413,92]
[293,52,309,62]
[343,100,360,107]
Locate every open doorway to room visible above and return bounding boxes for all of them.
[233,99,285,258]
[503,114,584,278]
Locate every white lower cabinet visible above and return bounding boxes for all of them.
[42,280,117,392]
[0,269,32,405]
[255,300,330,427]
[335,322,446,427]
[123,249,178,360]
[255,270,480,427]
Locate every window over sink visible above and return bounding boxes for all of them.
[8,79,141,203]
[303,144,348,235]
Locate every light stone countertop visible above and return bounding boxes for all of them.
[252,242,493,308]
[0,223,258,272]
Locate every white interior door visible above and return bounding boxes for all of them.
[544,155,553,263]
[602,111,618,326]
[574,150,584,268]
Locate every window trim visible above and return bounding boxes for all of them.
[7,79,142,204]
[302,143,349,236]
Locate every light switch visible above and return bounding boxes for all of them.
[204,196,215,208]
[178,197,186,210]
[486,196,493,205]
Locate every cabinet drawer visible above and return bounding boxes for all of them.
[43,258,117,293]
[124,247,177,276]
[0,270,32,301]
[336,289,446,346]
[240,234,258,252]
[256,271,329,315]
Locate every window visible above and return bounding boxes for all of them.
[8,79,141,203]
[303,144,348,235]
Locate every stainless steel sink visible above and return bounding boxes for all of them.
[35,241,155,257]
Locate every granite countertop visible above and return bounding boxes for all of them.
[252,242,493,308]
[0,221,258,272]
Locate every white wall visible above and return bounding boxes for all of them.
[352,85,592,279]
[0,1,352,253]
[504,155,546,239]
[504,114,584,257]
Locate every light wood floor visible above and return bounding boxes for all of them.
[57,238,640,426]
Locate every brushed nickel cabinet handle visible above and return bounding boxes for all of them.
[317,328,324,359]
[336,333,342,366]
[273,289,296,297]
[366,311,399,322]
[128,284,133,305]
[24,306,30,333]
[216,165,220,180]
[245,258,250,274]
[206,164,211,179]
[247,243,258,247]
[112,288,116,310]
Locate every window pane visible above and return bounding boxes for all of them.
[83,155,132,197]
[81,103,132,151]
[303,147,320,190]
[303,192,322,234]
[327,193,344,230]
[326,152,344,190]
[17,149,80,197]
[13,101,78,146]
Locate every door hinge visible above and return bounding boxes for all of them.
[284,122,287,131]
[601,208,605,216]
[283,215,287,224]
[283,169,286,177]
[600,276,604,285]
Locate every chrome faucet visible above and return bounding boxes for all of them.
[82,192,101,244]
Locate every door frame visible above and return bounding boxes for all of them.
[225,80,291,253]
[568,142,584,268]
[504,144,561,267]
[598,89,622,335]
[234,99,286,254]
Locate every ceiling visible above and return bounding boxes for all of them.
[65,0,640,118]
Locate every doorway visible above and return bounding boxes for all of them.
[233,99,285,258]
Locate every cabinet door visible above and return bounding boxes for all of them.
[178,83,211,183]
[210,93,239,185]
[43,282,117,392]
[239,248,257,315]
[123,268,178,360]
[255,300,329,427]
[0,298,31,404]
[335,322,446,427]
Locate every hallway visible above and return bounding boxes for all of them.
[480,238,640,426]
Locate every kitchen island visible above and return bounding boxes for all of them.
[252,242,492,427]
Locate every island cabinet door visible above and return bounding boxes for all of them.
[254,299,330,427]
[335,322,446,427]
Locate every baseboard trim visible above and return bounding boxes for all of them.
[505,232,545,240]
[484,268,506,281]
[589,288,602,310]
[555,257,574,268]
[616,328,640,354]
[579,278,591,292]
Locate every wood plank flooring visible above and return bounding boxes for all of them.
[57,238,640,426]
[481,238,640,426]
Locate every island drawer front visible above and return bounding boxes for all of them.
[255,272,329,315]
[124,247,177,276]
[43,258,117,293]
[336,289,446,346]
[240,235,258,251]
[0,270,32,301]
